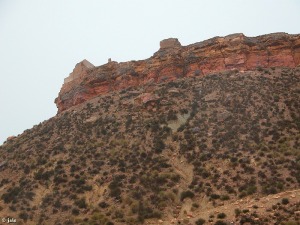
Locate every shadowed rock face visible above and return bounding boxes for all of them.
[55,32,300,113]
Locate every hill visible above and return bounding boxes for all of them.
[1,34,300,225]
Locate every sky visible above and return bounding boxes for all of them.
[0,0,299,144]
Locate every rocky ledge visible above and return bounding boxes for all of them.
[55,33,300,113]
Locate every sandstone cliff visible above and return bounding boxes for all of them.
[55,33,300,113]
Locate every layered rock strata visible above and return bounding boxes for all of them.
[55,33,300,113]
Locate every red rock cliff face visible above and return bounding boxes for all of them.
[55,33,300,113]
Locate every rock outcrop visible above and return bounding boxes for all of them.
[160,38,182,49]
[64,59,95,84]
[55,32,300,113]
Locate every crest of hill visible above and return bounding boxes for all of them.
[55,32,300,113]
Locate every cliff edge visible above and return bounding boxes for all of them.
[55,33,300,113]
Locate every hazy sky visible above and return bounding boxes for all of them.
[0,0,299,144]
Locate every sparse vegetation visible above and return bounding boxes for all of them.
[0,67,300,224]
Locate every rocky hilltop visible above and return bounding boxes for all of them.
[55,33,300,113]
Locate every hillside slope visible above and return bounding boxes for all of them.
[1,66,300,225]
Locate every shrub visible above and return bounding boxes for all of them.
[72,208,79,215]
[1,186,21,203]
[214,221,227,225]
[220,195,230,201]
[210,194,220,199]
[217,213,226,219]
[153,138,165,153]
[75,198,87,208]
[195,70,201,76]
[195,218,206,225]
[284,221,298,225]
[257,66,263,72]
[281,198,289,205]
[110,187,121,199]
[234,208,241,217]
[167,110,178,121]
[99,201,109,208]
[53,199,61,208]
[34,168,54,180]
[108,176,124,200]
[106,222,114,225]
[180,190,195,201]
[19,212,29,221]
[192,203,199,208]
[41,194,53,208]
